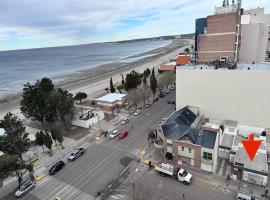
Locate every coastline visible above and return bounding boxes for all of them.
[0,38,193,118]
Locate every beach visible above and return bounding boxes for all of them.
[0,38,193,119]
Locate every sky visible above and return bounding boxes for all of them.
[0,0,269,51]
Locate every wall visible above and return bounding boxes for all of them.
[176,69,270,128]
[197,12,239,63]
[201,147,215,172]
[72,111,104,128]
[239,24,261,63]
[242,170,267,186]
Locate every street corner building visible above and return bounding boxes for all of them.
[156,106,221,173]
[195,0,270,64]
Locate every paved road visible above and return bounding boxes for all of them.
[132,168,235,200]
[1,91,176,200]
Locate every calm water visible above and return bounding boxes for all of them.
[0,40,170,98]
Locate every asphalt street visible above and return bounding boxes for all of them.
[132,169,235,200]
[1,91,176,200]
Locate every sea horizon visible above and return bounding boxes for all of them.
[0,39,172,99]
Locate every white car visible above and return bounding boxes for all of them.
[109,130,119,139]
[15,180,35,198]
[121,118,129,125]
[134,110,141,116]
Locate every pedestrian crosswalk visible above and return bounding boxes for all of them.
[193,177,230,193]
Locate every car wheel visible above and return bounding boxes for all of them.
[183,181,189,185]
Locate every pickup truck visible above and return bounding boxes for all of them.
[155,162,192,185]
[68,148,85,161]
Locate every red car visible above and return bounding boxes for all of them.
[118,130,128,139]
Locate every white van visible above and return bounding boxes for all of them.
[236,192,255,200]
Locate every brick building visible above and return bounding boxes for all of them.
[196,3,241,63]
[156,106,221,173]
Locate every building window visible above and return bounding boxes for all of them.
[203,152,212,160]
[189,148,192,153]
[182,147,184,151]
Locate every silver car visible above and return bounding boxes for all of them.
[110,130,119,139]
[15,180,35,198]
[121,118,129,125]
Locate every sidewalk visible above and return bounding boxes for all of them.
[93,111,130,132]
[0,127,98,199]
[144,146,267,199]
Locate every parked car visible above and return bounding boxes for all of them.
[159,92,165,98]
[170,86,175,90]
[166,89,170,94]
[121,118,129,125]
[49,160,65,175]
[118,130,129,139]
[145,103,151,108]
[15,180,35,198]
[134,110,141,116]
[68,148,85,161]
[110,130,119,139]
[138,105,143,110]
[160,118,167,124]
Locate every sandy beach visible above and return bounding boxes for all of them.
[0,38,193,119]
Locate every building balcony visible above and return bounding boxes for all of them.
[154,139,164,150]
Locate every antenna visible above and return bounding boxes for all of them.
[237,0,242,9]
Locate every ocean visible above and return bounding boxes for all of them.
[0,39,171,99]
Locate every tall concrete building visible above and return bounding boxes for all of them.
[195,1,270,64]
[196,2,241,63]
[239,8,270,63]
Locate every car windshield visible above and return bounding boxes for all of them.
[71,152,76,156]
[181,170,188,177]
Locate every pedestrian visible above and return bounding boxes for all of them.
[104,131,107,138]
[226,174,230,182]
[182,192,185,200]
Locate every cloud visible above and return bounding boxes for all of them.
[0,0,269,50]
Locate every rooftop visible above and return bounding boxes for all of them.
[161,107,217,149]
[159,65,176,71]
[220,133,235,150]
[234,145,268,175]
[96,93,127,103]
[177,63,270,70]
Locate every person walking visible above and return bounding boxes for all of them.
[182,192,185,200]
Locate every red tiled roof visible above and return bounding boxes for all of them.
[176,55,190,65]
[159,65,176,71]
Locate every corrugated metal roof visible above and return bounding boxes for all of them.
[96,93,127,103]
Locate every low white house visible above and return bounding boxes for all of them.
[95,93,127,112]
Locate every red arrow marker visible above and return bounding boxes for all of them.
[242,134,262,161]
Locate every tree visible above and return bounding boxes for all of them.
[124,70,142,91]
[43,131,53,156]
[74,92,87,103]
[20,77,74,128]
[121,74,125,85]
[53,128,64,149]
[110,77,116,93]
[126,89,140,112]
[36,131,45,152]
[0,113,30,188]
[0,154,19,184]
[143,75,147,85]
[158,71,176,89]
[21,80,50,124]
[150,68,157,97]
[184,48,190,54]
[50,129,57,145]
